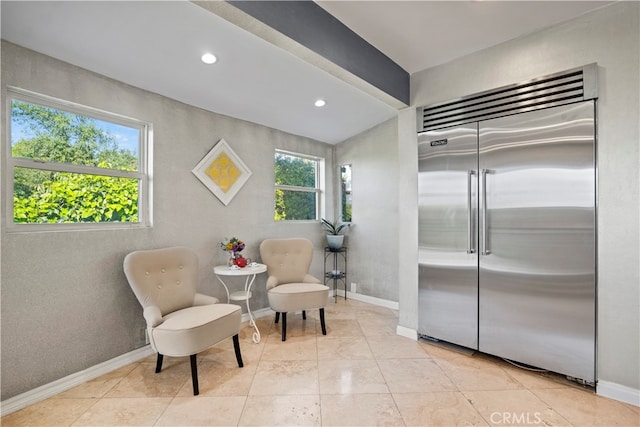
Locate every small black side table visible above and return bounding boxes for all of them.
[324,247,347,302]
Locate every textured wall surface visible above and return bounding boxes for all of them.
[405,2,640,392]
[335,118,400,302]
[0,41,334,400]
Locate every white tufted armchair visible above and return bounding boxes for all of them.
[259,238,330,341]
[123,246,243,395]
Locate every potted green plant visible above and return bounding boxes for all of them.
[321,218,349,250]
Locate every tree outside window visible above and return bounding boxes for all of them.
[274,151,321,221]
[8,90,149,227]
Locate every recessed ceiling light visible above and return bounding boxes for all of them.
[201,53,217,64]
[314,99,326,107]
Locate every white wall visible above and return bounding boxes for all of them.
[399,1,640,398]
[335,119,400,301]
[0,41,334,400]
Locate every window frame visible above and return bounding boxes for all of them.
[274,149,324,222]
[6,87,153,232]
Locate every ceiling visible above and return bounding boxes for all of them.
[1,1,612,144]
[316,1,612,75]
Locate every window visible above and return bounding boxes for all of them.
[274,150,322,221]
[7,88,151,229]
[340,164,352,222]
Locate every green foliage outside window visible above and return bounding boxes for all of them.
[274,152,318,221]
[10,100,141,224]
[13,168,139,223]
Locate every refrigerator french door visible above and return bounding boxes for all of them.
[418,123,479,349]
[418,101,596,383]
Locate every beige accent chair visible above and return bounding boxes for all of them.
[123,246,243,395]
[259,238,330,341]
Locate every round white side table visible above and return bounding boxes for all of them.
[214,263,267,343]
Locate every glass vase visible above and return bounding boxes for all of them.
[227,251,237,267]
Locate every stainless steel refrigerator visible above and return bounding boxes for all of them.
[417,70,597,384]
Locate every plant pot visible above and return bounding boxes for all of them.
[326,235,344,250]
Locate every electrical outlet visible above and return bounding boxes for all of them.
[144,329,149,345]
[351,282,357,293]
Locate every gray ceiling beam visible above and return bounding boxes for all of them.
[227,0,409,106]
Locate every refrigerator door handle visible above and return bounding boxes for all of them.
[481,169,492,256]
[467,170,476,254]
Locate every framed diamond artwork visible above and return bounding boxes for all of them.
[192,138,252,205]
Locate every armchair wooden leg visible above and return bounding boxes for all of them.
[281,312,287,341]
[233,334,244,368]
[275,312,280,324]
[190,354,199,396]
[319,308,327,335]
[155,354,164,373]
[302,310,306,320]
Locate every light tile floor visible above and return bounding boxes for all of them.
[3,298,639,426]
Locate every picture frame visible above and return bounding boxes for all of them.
[192,138,252,205]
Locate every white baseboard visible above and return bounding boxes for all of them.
[597,380,640,407]
[396,324,418,341]
[335,289,399,310]
[0,345,155,416]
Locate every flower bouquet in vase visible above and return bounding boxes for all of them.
[220,237,249,268]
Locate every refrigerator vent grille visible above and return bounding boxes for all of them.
[418,63,598,132]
